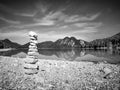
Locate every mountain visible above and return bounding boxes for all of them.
[109,32,120,41]
[38,41,54,49]
[89,32,120,49]
[17,32,120,49]
[37,37,87,49]
[21,41,54,49]
[21,37,87,49]
[20,43,29,48]
[52,37,86,49]
[0,39,21,49]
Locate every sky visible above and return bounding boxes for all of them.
[0,0,120,45]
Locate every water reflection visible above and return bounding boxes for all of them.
[38,49,86,61]
[0,49,120,64]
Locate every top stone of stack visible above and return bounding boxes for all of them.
[29,31,38,40]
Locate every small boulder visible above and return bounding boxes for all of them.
[24,63,39,69]
[24,68,38,75]
[24,58,38,64]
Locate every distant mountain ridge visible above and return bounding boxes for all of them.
[51,37,87,49]
[21,37,87,49]
[0,32,120,49]
[89,32,120,49]
[0,39,21,49]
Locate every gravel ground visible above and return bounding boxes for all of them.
[0,56,120,90]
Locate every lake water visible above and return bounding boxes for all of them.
[0,49,120,64]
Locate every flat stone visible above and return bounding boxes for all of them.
[26,55,38,59]
[30,36,37,40]
[29,45,37,49]
[28,52,39,56]
[30,42,36,46]
[24,58,38,64]
[103,67,112,74]
[24,68,38,75]
[28,49,38,52]
[30,40,38,44]
[24,63,38,69]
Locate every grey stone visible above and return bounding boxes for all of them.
[28,48,38,52]
[24,68,38,75]
[30,40,38,44]
[30,36,36,40]
[26,55,38,59]
[30,42,36,46]
[29,31,38,37]
[29,45,37,49]
[24,58,38,64]
[28,52,39,56]
[24,63,38,69]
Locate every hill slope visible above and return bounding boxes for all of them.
[89,32,120,48]
[0,39,21,49]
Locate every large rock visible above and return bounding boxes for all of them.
[30,40,38,44]
[28,48,38,52]
[29,45,37,48]
[26,55,39,59]
[24,68,38,75]
[24,63,39,69]
[30,42,36,46]
[28,52,39,56]
[29,31,38,37]
[24,58,38,64]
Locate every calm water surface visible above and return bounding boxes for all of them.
[0,49,120,64]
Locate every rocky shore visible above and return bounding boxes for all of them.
[0,48,13,52]
[0,56,120,90]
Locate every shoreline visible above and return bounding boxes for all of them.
[0,48,14,52]
[0,56,120,90]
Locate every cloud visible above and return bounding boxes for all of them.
[34,11,101,26]
[35,3,48,14]
[0,30,29,44]
[59,25,68,29]
[34,19,55,26]
[73,23,88,28]
[63,22,103,35]
[0,3,15,13]
[34,11,66,26]
[36,30,89,42]
[74,28,98,34]
[64,13,101,23]
[15,11,37,17]
[74,22,102,28]
[69,25,99,35]
[64,15,81,23]
[15,2,49,17]
[16,21,55,28]
[0,17,21,24]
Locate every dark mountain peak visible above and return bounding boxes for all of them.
[70,37,77,41]
[0,39,21,49]
[38,41,54,49]
[3,39,11,42]
[115,32,120,35]
[110,32,120,40]
[64,37,69,40]
[53,36,85,48]
[63,36,77,41]
[89,32,120,49]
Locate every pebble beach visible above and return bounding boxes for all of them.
[0,56,120,90]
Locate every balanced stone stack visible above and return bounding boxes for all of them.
[24,31,39,75]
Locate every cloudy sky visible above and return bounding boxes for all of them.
[0,0,120,44]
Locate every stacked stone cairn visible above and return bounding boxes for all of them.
[24,31,39,75]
